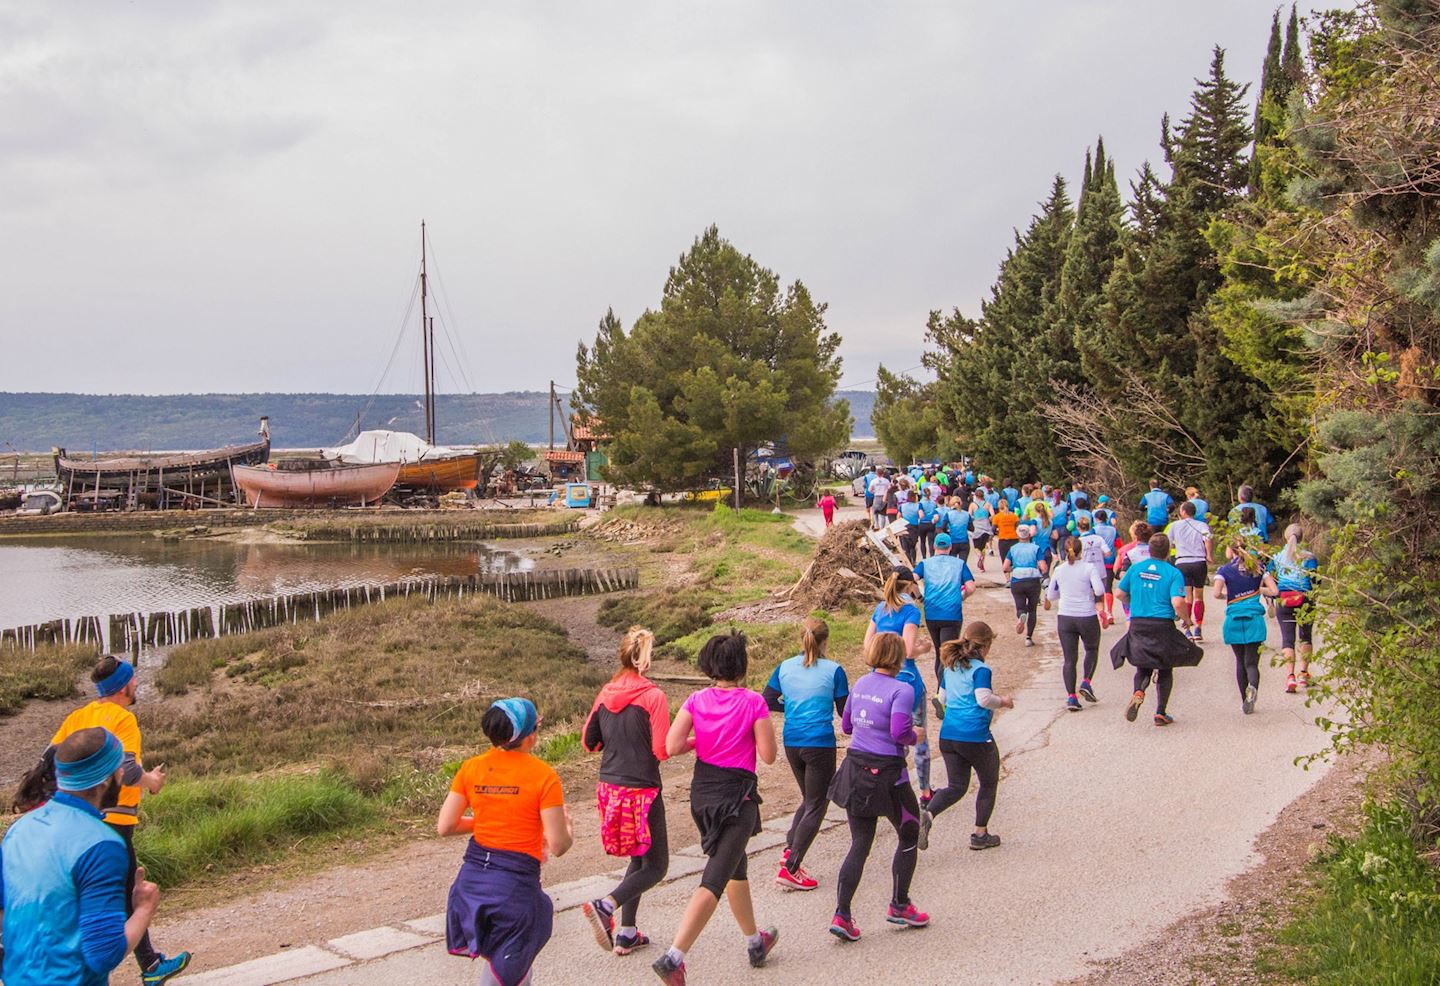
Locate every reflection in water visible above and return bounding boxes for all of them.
[0,537,534,630]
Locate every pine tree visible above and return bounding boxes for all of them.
[932,177,1073,479]
[1057,138,1126,395]
[1250,9,1285,191]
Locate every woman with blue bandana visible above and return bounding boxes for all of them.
[2,727,162,986]
[438,697,573,986]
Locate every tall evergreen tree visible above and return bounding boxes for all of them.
[1057,138,1126,396]
[1250,9,1285,191]
[932,177,1073,479]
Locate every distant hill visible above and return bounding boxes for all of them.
[0,391,875,451]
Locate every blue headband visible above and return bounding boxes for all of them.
[492,698,538,746]
[55,730,124,792]
[95,660,135,698]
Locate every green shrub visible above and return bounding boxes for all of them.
[135,771,372,887]
[534,730,582,763]
[1279,800,1440,985]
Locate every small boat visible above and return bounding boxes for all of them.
[397,454,482,492]
[231,461,400,508]
[53,418,272,508]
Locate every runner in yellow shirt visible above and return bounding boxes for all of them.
[50,656,192,985]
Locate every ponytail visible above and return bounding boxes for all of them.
[940,621,995,671]
[882,573,912,613]
[800,617,829,667]
[611,626,655,682]
[1064,537,1081,565]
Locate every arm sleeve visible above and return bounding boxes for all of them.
[581,702,604,753]
[642,688,672,763]
[762,684,785,714]
[889,690,918,747]
[73,839,131,976]
[120,753,143,786]
[840,695,854,736]
[1090,569,1106,596]
[833,665,850,699]
[974,688,1006,710]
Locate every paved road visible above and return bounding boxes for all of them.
[260,590,1329,986]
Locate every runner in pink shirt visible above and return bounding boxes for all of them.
[818,492,837,527]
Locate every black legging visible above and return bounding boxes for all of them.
[927,619,962,690]
[608,793,669,927]
[1057,614,1102,694]
[1232,642,1261,697]
[900,528,921,562]
[997,538,1017,565]
[917,522,936,559]
[928,738,1001,827]
[697,800,756,898]
[110,823,161,971]
[1011,578,1042,639]
[783,747,835,872]
[836,783,919,918]
[1132,667,1174,714]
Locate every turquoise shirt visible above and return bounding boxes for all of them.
[1118,557,1186,619]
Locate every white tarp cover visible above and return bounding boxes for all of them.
[324,430,468,464]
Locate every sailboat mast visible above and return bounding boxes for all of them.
[420,221,435,445]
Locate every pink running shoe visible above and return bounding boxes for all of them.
[885,902,930,928]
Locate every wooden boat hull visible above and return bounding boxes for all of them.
[54,436,271,503]
[395,454,482,492]
[231,462,400,508]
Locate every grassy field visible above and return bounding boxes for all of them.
[136,595,604,887]
[0,643,100,714]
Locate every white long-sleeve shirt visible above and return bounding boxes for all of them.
[1047,560,1106,617]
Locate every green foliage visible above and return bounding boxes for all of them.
[870,366,951,466]
[135,771,373,887]
[574,226,850,490]
[1277,800,1440,985]
[0,643,97,715]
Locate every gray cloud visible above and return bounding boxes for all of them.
[0,2,1328,398]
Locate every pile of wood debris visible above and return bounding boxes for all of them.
[783,519,897,610]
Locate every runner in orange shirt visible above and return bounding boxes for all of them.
[437,697,573,986]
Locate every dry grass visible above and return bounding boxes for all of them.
[0,643,100,715]
[149,595,604,777]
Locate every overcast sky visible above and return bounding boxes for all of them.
[0,1,1332,396]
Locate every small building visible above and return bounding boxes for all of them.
[546,415,609,483]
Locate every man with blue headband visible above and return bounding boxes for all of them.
[2,727,162,985]
[48,656,191,984]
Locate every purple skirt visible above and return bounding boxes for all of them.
[446,842,553,986]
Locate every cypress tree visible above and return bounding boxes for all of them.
[1057,138,1126,395]
[1250,9,1285,191]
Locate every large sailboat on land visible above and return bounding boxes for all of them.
[329,222,487,496]
[230,459,400,508]
[54,418,272,509]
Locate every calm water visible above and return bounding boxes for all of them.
[0,536,534,632]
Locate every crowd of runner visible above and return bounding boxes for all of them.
[0,467,1318,986]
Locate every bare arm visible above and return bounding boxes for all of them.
[1171,594,1188,621]
[1212,575,1227,600]
[435,791,474,837]
[754,716,777,766]
[1260,574,1279,597]
[666,707,696,758]
[902,622,931,657]
[540,805,573,858]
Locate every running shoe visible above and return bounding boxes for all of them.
[1154,712,1175,726]
[1243,685,1257,716]
[931,695,945,721]
[747,927,779,968]
[582,899,615,952]
[885,902,931,927]
[829,913,861,942]
[970,832,1001,850]
[1182,626,1195,640]
[1192,627,1203,642]
[1066,695,1082,712]
[1125,690,1145,722]
[1285,674,1298,694]
[919,808,933,851]
[775,863,817,891]
[1300,670,1313,689]
[1015,617,1025,636]
[1025,637,1035,647]
[142,955,192,986]
[614,931,651,956]
[1078,680,1098,703]
[652,953,687,985]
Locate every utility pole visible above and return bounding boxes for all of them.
[549,380,556,451]
[733,447,742,512]
[420,221,435,445]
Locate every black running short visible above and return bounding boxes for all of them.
[1176,561,1209,589]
